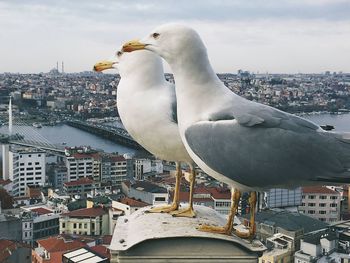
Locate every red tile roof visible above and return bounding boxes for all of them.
[0,240,16,262]
[90,245,110,259]
[102,235,112,245]
[207,187,231,199]
[302,186,339,195]
[118,197,149,207]
[0,179,12,186]
[31,207,52,215]
[62,207,107,218]
[37,236,85,253]
[27,187,42,198]
[64,178,94,186]
[72,152,100,160]
[109,155,126,162]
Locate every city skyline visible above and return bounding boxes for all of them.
[1,0,350,74]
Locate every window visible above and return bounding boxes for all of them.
[38,154,41,157]
[20,163,24,166]
[62,222,65,228]
[308,195,316,199]
[320,195,327,199]
[73,223,77,228]
[330,203,337,207]
[319,210,326,214]
[330,196,338,200]
[155,197,166,202]
[308,203,316,207]
[28,162,32,165]
[308,210,315,214]
[35,162,39,165]
[84,223,87,228]
[319,203,326,207]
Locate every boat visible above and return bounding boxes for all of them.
[32,122,42,128]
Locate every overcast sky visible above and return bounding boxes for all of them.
[1,0,349,73]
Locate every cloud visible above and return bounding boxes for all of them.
[0,0,349,73]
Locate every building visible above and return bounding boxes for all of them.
[63,178,99,197]
[240,209,328,251]
[133,158,152,180]
[0,213,22,241]
[47,163,67,189]
[32,235,86,263]
[122,180,168,205]
[65,151,97,182]
[99,153,127,189]
[65,147,127,189]
[259,233,294,263]
[294,229,340,263]
[265,187,302,209]
[7,147,46,196]
[21,204,60,245]
[60,207,109,236]
[298,186,341,223]
[0,239,31,263]
[0,179,13,195]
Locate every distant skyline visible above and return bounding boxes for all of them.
[1,0,350,74]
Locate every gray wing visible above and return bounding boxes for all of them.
[185,120,350,189]
[210,97,320,132]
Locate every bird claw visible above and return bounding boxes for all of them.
[147,203,179,214]
[171,207,196,218]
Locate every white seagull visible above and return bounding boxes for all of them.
[122,24,350,238]
[94,49,196,217]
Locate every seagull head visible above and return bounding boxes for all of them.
[122,24,207,63]
[94,48,164,78]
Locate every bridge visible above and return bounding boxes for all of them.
[64,120,143,149]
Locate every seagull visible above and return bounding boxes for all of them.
[122,24,350,238]
[94,49,196,218]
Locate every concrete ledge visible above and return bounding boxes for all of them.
[110,205,266,262]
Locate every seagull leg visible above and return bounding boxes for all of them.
[197,188,241,235]
[171,164,196,218]
[147,162,182,213]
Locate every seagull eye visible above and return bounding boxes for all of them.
[152,32,160,39]
[116,51,123,57]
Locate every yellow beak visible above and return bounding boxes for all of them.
[93,60,115,72]
[122,39,146,53]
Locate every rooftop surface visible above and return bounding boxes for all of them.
[131,180,167,194]
[302,186,339,195]
[110,205,266,253]
[37,236,85,252]
[62,207,107,218]
[241,209,328,233]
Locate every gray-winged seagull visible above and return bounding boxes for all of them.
[122,24,350,238]
[94,49,196,218]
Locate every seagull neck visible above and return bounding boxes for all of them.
[121,69,166,89]
[169,51,224,94]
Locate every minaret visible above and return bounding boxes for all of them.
[57,61,59,72]
[62,61,64,74]
[8,97,12,136]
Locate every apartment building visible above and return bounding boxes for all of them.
[60,207,109,236]
[7,146,46,196]
[298,186,341,223]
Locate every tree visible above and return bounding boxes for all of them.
[0,188,14,209]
